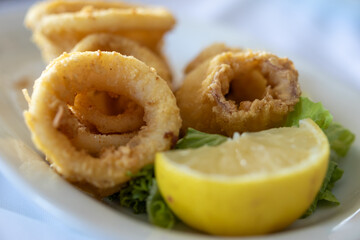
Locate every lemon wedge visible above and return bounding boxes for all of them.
[155,119,329,236]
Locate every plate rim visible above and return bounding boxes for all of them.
[0,3,359,240]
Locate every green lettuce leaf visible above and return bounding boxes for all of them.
[147,180,176,228]
[301,161,342,217]
[324,122,355,158]
[286,97,355,217]
[175,128,228,149]
[285,97,333,129]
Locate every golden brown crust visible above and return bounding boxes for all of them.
[176,47,301,136]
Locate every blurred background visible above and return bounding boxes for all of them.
[2,0,359,88]
[0,0,359,239]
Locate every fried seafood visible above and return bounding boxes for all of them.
[184,43,241,74]
[176,47,301,136]
[25,0,176,62]
[69,34,173,134]
[25,0,134,29]
[24,51,181,192]
[71,33,172,85]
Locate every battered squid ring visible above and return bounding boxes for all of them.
[71,33,172,84]
[176,48,301,136]
[24,51,181,191]
[25,0,135,29]
[69,34,173,134]
[25,0,176,62]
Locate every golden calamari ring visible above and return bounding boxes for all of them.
[24,51,181,190]
[69,34,173,134]
[176,48,301,136]
[25,0,135,29]
[25,0,176,62]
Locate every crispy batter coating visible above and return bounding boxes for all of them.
[54,101,138,155]
[184,43,241,74]
[71,33,172,84]
[176,47,301,136]
[24,51,181,193]
[25,0,176,62]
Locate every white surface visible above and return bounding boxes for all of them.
[0,1,360,240]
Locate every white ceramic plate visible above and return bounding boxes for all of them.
[0,3,359,240]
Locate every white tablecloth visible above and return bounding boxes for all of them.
[0,0,359,239]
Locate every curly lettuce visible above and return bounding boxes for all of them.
[285,97,355,217]
[108,164,154,214]
[146,180,176,228]
[107,164,176,228]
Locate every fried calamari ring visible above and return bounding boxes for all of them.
[71,33,172,85]
[25,0,135,29]
[69,34,173,134]
[176,49,301,136]
[24,51,181,190]
[184,43,241,74]
[72,91,144,134]
[25,0,176,61]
